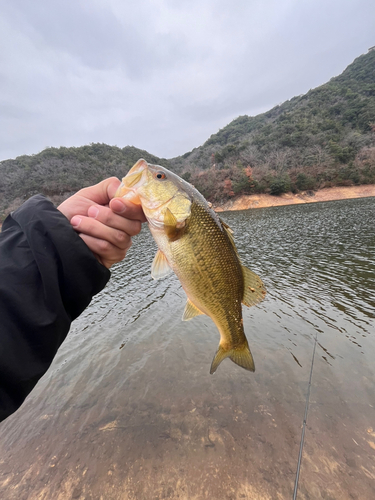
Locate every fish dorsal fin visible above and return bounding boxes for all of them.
[242,266,267,307]
[220,218,237,249]
[182,299,204,321]
[220,219,233,234]
[151,249,173,279]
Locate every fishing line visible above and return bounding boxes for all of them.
[292,331,318,500]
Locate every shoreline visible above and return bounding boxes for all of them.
[214,184,375,212]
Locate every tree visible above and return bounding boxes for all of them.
[223,179,234,197]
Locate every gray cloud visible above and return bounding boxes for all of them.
[0,0,374,161]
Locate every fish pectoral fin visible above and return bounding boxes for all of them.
[242,266,267,307]
[210,342,255,374]
[151,249,173,279]
[164,208,186,241]
[182,299,204,321]
[164,207,178,227]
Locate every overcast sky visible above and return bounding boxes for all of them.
[1,0,374,161]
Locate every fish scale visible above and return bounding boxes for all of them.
[168,201,244,347]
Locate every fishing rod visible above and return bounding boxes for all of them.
[293,331,318,500]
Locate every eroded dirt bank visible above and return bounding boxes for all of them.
[215,184,375,212]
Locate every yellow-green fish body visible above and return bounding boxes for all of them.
[116,159,266,373]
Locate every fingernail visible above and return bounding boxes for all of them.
[111,199,127,214]
[88,206,99,218]
[71,216,82,228]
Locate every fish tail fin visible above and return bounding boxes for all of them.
[210,342,255,374]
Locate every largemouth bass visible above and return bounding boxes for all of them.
[116,159,266,374]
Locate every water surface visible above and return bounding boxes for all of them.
[0,197,374,499]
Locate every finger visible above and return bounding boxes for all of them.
[79,234,130,269]
[110,198,147,222]
[87,205,142,237]
[71,215,134,249]
[78,177,121,206]
[105,177,125,200]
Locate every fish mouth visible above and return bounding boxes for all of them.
[122,171,143,188]
[115,159,148,202]
[116,179,174,210]
[115,158,177,213]
[115,181,141,203]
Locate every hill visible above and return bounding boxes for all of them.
[168,48,375,201]
[0,144,168,220]
[1,49,375,220]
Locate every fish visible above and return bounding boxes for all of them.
[115,159,266,374]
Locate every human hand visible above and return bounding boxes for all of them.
[57,177,146,268]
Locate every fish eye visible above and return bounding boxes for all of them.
[156,172,166,179]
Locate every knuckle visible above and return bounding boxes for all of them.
[98,239,112,253]
[115,230,128,244]
[133,221,142,235]
[119,250,128,261]
[111,247,129,265]
[127,221,142,236]
[100,208,112,225]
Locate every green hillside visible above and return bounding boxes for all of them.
[169,49,375,200]
[1,49,375,220]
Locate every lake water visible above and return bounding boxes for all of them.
[0,197,374,500]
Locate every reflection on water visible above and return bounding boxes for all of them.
[0,197,374,499]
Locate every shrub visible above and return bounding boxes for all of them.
[295,173,316,191]
[269,174,291,195]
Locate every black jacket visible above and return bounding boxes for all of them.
[0,195,110,422]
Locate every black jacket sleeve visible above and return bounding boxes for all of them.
[0,195,110,422]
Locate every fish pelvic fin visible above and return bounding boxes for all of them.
[210,342,255,374]
[151,249,173,279]
[242,266,266,307]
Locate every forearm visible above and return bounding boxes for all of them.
[0,195,110,421]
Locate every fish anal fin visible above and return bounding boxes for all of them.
[210,342,255,374]
[151,249,173,279]
[182,299,204,321]
[242,266,267,307]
